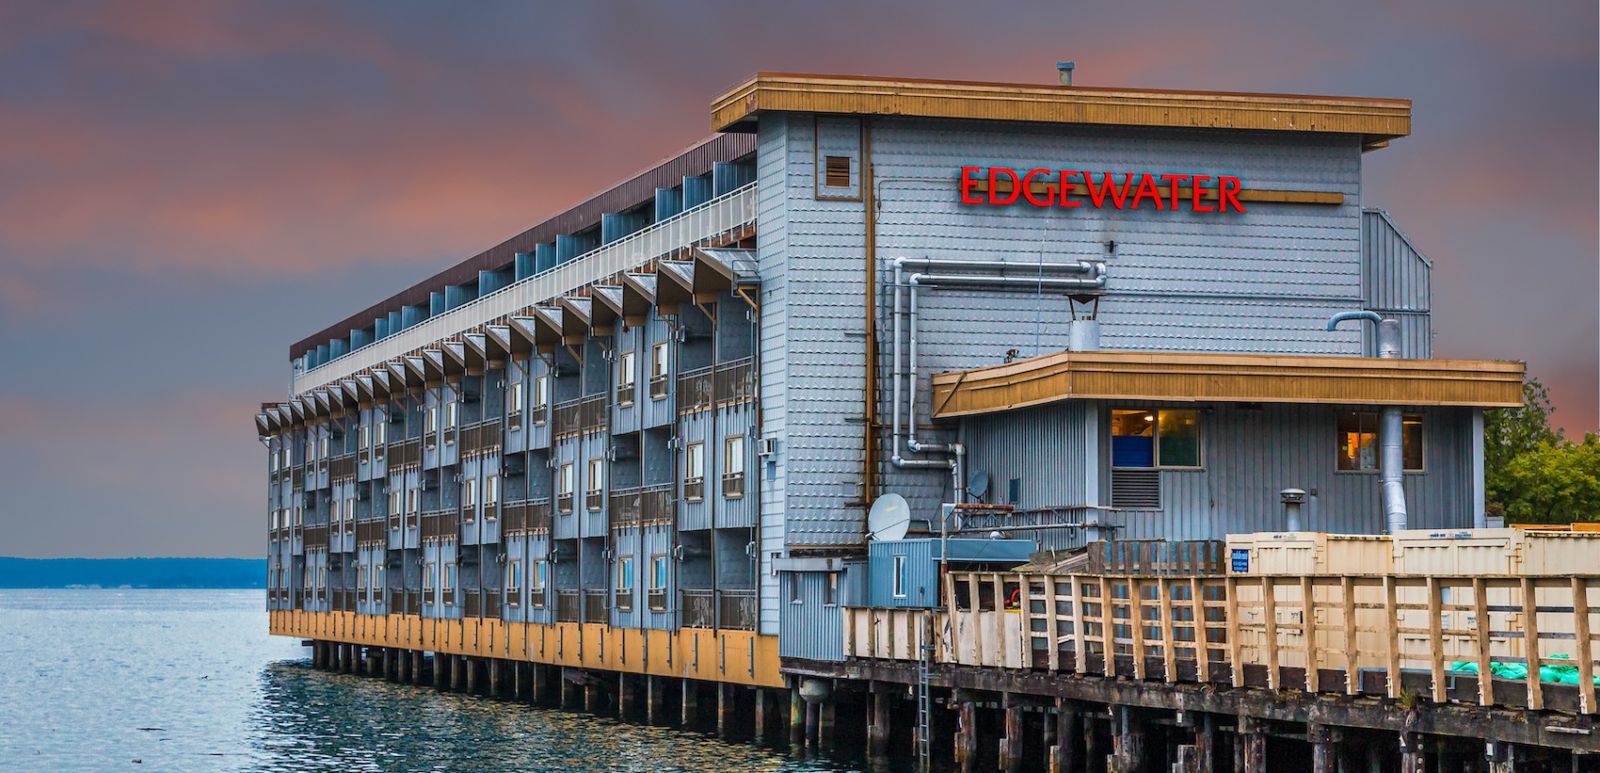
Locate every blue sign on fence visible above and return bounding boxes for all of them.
[1230,548,1250,573]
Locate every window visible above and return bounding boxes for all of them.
[406,487,419,515]
[533,375,549,419]
[425,407,438,448]
[374,564,384,593]
[485,474,499,508]
[375,418,386,446]
[892,555,908,598]
[531,560,547,607]
[462,477,476,519]
[650,342,670,399]
[344,496,355,524]
[723,435,746,498]
[359,424,370,448]
[616,556,635,591]
[270,446,280,472]
[357,563,366,597]
[319,436,329,458]
[443,401,457,442]
[423,561,435,592]
[684,442,705,501]
[789,574,802,604]
[508,381,524,417]
[1337,411,1424,472]
[824,155,851,188]
[443,562,457,599]
[558,463,575,513]
[586,458,605,511]
[317,563,327,590]
[824,572,838,606]
[294,505,302,526]
[506,560,522,600]
[648,555,669,611]
[617,351,636,405]
[1111,408,1202,468]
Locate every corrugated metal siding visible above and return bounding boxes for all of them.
[1094,402,1473,540]
[1360,209,1432,358]
[777,571,844,661]
[960,401,1092,510]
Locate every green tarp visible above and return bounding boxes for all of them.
[1449,654,1600,686]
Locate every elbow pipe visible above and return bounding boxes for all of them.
[1327,310,1409,533]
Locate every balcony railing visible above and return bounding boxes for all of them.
[648,588,668,612]
[641,485,674,523]
[583,589,608,622]
[682,589,715,629]
[609,488,642,528]
[556,590,581,622]
[292,183,758,394]
[677,367,714,412]
[527,499,553,531]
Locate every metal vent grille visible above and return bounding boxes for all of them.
[824,155,851,187]
[1111,468,1161,510]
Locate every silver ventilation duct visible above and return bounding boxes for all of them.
[1326,311,1407,533]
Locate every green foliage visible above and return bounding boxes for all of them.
[1496,435,1600,523]
[1484,376,1600,523]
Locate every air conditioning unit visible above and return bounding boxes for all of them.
[758,437,778,457]
[606,445,618,462]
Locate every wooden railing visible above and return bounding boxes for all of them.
[846,571,1600,716]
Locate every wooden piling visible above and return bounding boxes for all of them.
[1238,715,1266,773]
[868,682,892,760]
[1310,723,1336,773]
[1110,706,1145,773]
[818,697,837,753]
[681,678,699,728]
[955,699,978,771]
[1050,699,1080,773]
[647,675,667,724]
[1401,731,1426,773]
[1000,695,1025,773]
[790,684,805,746]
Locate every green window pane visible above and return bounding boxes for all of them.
[1157,409,1201,467]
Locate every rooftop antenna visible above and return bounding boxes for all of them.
[1056,61,1075,86]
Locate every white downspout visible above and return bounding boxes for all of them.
[1327,310,1408,534]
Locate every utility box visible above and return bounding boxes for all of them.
[1391,528,1600,576]
[1225,532,1393,576]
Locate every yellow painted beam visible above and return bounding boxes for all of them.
[270,611,784,688]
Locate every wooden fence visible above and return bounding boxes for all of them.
[845,571,1599,715]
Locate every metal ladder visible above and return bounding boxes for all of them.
[916,611,933,773]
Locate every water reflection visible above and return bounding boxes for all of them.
[248,661,858,772]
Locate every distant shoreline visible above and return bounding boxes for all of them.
[0,557,267,589]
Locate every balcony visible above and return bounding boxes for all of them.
[677,358,754,413]
[583,589,607,621]
[553,399,581,436]
[292,183,758,394]
[681,588,756,630]
[556,590,581,622]
[527,499,553,531]
[648,588,668,612]
[609,488,642,528]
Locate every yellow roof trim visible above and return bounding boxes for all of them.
[712,73,1411,145]
[930,350,1523,418]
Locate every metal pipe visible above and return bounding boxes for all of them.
[910,272,1106,291]
[894,257,1099,274]
[1327,311,1408,533]
[890,261,943,473]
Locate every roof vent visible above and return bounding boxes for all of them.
[1056,61,1075,86]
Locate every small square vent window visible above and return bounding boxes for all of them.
[824,155,851,188]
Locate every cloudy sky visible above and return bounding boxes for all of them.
[1,1,1594,557]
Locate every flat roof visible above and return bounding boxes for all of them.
[712,72,1411,148]
[291,132,755,360]
[930,350,1524,418]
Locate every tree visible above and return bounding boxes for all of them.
[1484,377,1564,512]
[1494,435,1600,523]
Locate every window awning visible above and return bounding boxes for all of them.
[930,350,1524,419]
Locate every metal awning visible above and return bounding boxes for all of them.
[620,273,657,328]
[655,260,696,310]
[931,350,1526,419]
[558,296,593,344]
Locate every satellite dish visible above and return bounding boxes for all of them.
[867,493,913,541]
[966,469,991,501]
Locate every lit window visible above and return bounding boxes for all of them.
[508,381,524,416]
[485,474,499,507]
[1111,408,1202,469]
[684,442,705,502]
[586,459,605,510]
[892,555,908,598]
[1337,411,1424,472]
